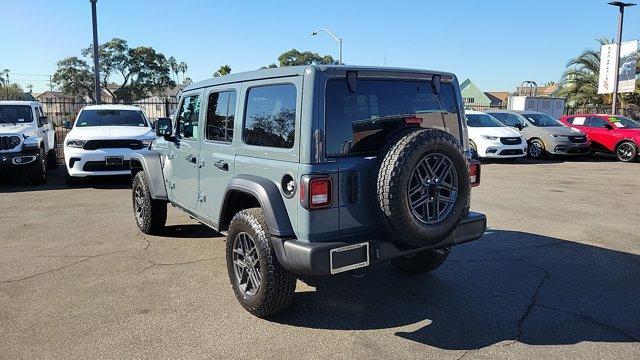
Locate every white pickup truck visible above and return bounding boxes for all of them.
[0,101,57,185]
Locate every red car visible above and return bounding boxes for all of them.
[559,114,640,162]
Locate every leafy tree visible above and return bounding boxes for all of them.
[53,38,176,102]
[277,49,334,67]
[561,38,639,108]
[213,65,231,77]
[0,83,25,100]
[183,77,193,85]
[260,63,278,69]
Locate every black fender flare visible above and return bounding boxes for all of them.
[130,151,168,200]
[219,174,294,237]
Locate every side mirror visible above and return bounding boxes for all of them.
[38,116,49,127]
[155,117,173,138]
[62,120,72,129]
[604,123,614,130]
[514,123,524,131]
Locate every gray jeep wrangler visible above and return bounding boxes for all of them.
[130,65,486,317]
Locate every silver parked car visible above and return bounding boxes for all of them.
[485,110,590,159]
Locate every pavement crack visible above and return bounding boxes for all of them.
[513,259,550,344]
[533,304,640,342]
[130,257,220,274]
[1,250,126,284]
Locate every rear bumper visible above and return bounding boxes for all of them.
[272,211,487,276]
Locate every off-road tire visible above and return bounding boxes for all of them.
[226,208,296,317]
[28,148,47,185]
[391,249,450,274]
[377,129,470,247]
[46,143,58,169]
[616,141,637,162]
[132,171,167,234]
[528,138,546,159]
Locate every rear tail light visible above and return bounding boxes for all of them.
[405,116,423,125]
[469,160,481,187]
[300,176,332,209]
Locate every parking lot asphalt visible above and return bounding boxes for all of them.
[1,156,639,360]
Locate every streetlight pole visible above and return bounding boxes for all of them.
[608,1,635,114]
[90,0,101,104]
[310,28,343,65]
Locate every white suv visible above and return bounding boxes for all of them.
[63,105,156,185]
[466,110,527,159]
[0,101,57,184]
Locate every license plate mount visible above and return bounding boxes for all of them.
[329,242,369,274]
[105,156,124,166]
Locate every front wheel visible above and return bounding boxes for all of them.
[226,208,296,317]
[132,171,167,234]
[391,249,450,274]
[616,141,638,162]
[28,148,47,185]
[528,139,546,159]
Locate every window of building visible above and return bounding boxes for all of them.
[243,84,296,148]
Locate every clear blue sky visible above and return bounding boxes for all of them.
[2,0,638,93]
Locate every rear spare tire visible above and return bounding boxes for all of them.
[376,129,470,247]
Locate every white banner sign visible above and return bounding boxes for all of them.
[618,40,638,94]
[598,40,638,94]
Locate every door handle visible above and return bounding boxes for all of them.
[186,154,197,164]
[214,160,229,171]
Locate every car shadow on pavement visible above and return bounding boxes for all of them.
[0,168,131,193]
[162,224,221,239]
[272,230,640,350]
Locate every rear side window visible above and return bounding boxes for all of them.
[564,117,575,124]
[243,84,296,148]
[206,90,237,142]
[585,117,609,128]
[177,94,201,139]
[325,79,460,156]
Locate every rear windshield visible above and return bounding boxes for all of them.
[466,114,503,127]
[0,105,33,124]
[325,79,461,156]
[76,109,148,127]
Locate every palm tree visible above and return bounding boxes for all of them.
[178,61,188,83]
[2,69,9,85]
[213,65,231,77]
[27,84,33,93]
[561,38,612,108]
[168,56,178,83]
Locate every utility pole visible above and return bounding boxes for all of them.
[608,1,636,114]
[90,0,101,104]
[49,75,53,92]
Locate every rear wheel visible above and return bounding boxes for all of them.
[28,148,46,185]
[226,208,296,317]
[391,249,450,274]
[528,139,546,159]
[132,171,167,234]
[616,141,637,162]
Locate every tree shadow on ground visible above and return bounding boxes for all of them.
[0,168,131,193]
[271,230,640,350]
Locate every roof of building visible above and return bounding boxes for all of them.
[485,91,510,102]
